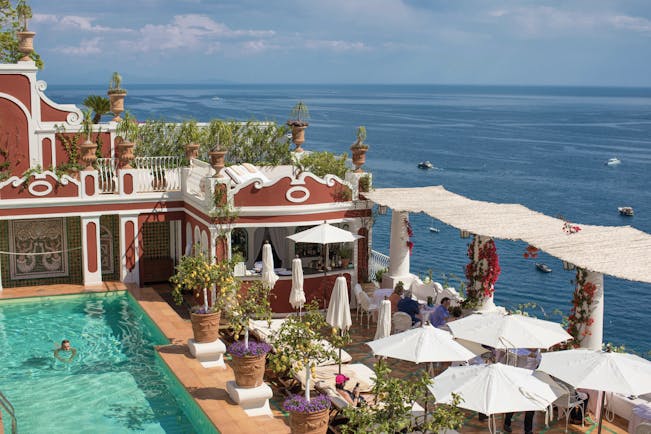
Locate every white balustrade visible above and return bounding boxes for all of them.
[96,158,119,194]
[133,156,182,193]
[369,249,390,282]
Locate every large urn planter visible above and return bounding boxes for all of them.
[80,139,98,171]
[288,408,329,434]
[190,311,221,343]
[117,140,135,169]
[16,31,35,61]
[209,149,227,177]
[185,142,200,161]
[350,147,368,173]
[287,121,308,153]
[231,353,266,388]
[108,90,127,121]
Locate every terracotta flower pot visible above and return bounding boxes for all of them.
[117,140,135,169]
[230,353,266,388]
[80,139,98,171]
[341,258,351,268]
[108,90,127,121]
[289,408,329,434]
[190,311,221,343]
[185,142,200,161]
[351,147,367,173]
[209,150,227,177]
[16,31,35,61]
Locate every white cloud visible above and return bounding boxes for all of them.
[487,6,651,37]
[33,14,133,33]
[303,39,368,52]
[52,37,102,55]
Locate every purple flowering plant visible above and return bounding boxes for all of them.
[283,394,330,413]
[227,340,272,358]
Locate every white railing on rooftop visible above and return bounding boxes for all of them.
[96,157,119,194]
[133,156,182,193]
[369,249,390,282]
[185,159,214,201]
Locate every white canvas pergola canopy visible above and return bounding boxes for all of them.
[366,186,651,283]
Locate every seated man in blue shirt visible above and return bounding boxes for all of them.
[397,290,421,325]
[428,297,451,328]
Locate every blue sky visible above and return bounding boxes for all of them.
[27,0,651,86]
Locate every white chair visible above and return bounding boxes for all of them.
[553,380,587,432]
[637,423,651,434]
[353,283,364,320]
[411,281,440,305]
[358,291,378,328]
[392,312,412,334]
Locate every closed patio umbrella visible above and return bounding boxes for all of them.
[538,348,651,434]
[289,257,306,312]
[261,242,278,289]
[326,275,352,374]
[374,299,391,340]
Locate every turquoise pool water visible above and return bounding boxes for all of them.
[0,292,218,433]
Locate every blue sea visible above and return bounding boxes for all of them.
[49,84,651,354]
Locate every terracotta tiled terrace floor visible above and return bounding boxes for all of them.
[0,284,629,433]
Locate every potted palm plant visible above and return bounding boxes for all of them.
[209,122,231,177]
[107,72,127,121]
[350,126,369,173]
[339,244,353,268]
[83,95,111,123]
[227,280,273,388]
[268,302,335,434]
[170,250,237,343]
[287,101,310,153]
[181,120,202,161]
[115,112,138,169]
[15,0,35,61]
[79,109,98,171]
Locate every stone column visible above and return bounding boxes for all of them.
[81,216,102,285]
[384,211,412,288]
[579,270,604,350]
[469,235,499,312]
[119,214,140,285]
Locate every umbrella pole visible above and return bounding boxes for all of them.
[597,390,605,434]
[338,328,343,374]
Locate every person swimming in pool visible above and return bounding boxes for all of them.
[53,339,77,363]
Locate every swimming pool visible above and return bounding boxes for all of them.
[0,292,218,433]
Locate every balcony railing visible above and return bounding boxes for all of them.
[369,249,390,282]
[96,158,119,194]
[133,156,182,193]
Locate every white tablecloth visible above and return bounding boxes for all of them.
[629,402,651,433]
[372,288,394,306]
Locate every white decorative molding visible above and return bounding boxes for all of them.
[230,171,352,197]
[35,79,83,126]
[2,170,81,193]
[27,179,53,196]
[285,185,310,203]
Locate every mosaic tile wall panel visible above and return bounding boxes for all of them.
[0,217,82,288]
[100,215,120,281]
[142,222,170,259]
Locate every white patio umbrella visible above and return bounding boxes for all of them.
[429,363,562,433]
[326,275,352,374]
[261,242,278,289]
[367,324,477,364]
[447,312,572,350]
[289,257,306,312]
[374,299,391,340]
[538,349,651,434]
[287,222,363,307]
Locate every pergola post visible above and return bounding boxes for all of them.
[579,270,604,350]
[469,234,498,312]
[384,210,414,289]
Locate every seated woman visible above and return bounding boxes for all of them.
[335,374,364,407]
[388,284,404,314]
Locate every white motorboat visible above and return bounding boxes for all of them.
[618,207,634,217]
[535,263,552,273]
[418,161,434,169]
[606,158,621,166]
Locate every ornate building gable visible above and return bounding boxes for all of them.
[0,62,83,180]
[232,172,353,208]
